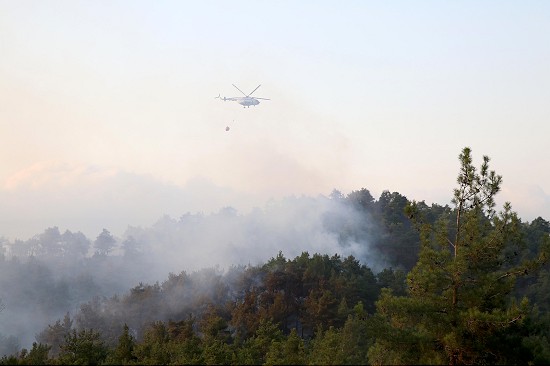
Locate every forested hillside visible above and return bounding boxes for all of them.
[1,148,549,364]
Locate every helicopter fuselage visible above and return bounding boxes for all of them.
[238,97,260,107]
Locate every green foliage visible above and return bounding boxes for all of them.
[197,305,234,365]
[339,313,374,364]
[17,343,51,365]
[104,324,136,365]
[375,191,421,270]
[58,329,108,365]
[36,313,73,358]
[234,319,284,365]
[0,355,19,365]
[265,328,306,365]
[2,343,52,366]
[15,160,548,366]
[376,267,407,296]
[131,319,204,365]
[309,326,345,365]
[370,147,549,365]
[309,312,374,365]
[521,309,550,365]
[166,319,204,365]
[132,321,171,365]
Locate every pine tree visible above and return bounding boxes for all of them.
[265,328,306,365]
[106,324,136,365]
[36,312,73,358]
[18,343,51,365]
[368,147,548,365]
[58,329,108,365]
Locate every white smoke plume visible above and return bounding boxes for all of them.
[0,185,383,352]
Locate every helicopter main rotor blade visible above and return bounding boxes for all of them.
[248,84,262,96]
[232,84,248,97]
[254,97,270,100]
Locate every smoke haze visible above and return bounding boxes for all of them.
[0,190,382,351]
[0,162,264,241]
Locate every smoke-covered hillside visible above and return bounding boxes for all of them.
[1,186,549,362]
[0,189,396,351]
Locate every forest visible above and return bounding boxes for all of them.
[1,147,549,365]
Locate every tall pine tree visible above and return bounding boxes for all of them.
[368,147,548,365]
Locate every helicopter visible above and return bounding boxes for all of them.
[215,84,270,108]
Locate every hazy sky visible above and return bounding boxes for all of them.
[1,1,549,240]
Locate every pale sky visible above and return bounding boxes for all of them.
[1,1,549,240]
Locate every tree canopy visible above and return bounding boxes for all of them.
[1,147,549,365]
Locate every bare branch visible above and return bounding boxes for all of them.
[496,269,527,281]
